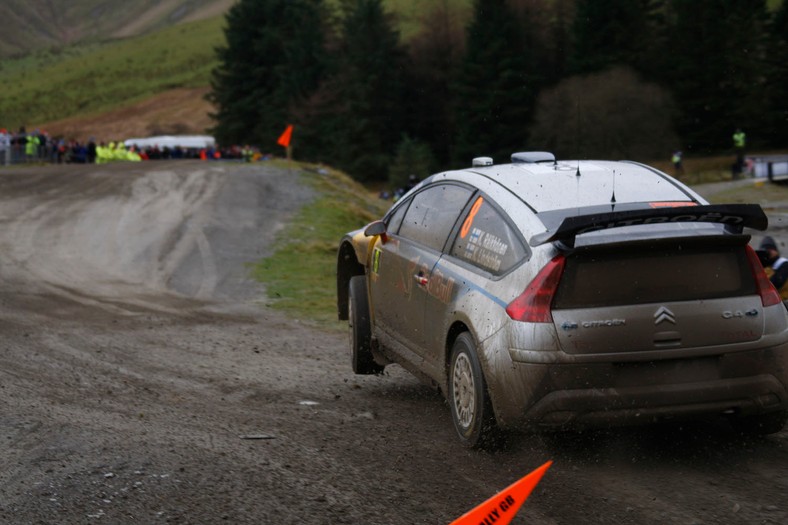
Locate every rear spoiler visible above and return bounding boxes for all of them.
[529,204,768,248]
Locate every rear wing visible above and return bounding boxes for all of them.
[529,204,768,248]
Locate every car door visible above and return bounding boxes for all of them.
[426,193,530,358]
[369,183,473,363]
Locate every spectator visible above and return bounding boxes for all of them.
[0,128,9,166]
[25,130,40,162]
[759,236,788,300]
[671,150,683,176]
[732,127,746,178]
[87,137,97,164]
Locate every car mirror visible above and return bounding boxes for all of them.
[364,220,387,237]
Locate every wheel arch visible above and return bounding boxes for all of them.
[442,321,472,393]
[445,323,503,447]
[337,240,366,320]
[445,321,504,421]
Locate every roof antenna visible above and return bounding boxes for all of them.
[611,169,617,210]
[575,159,581,177]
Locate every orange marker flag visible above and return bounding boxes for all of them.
[449,461,552,525]
[277,124,293,148]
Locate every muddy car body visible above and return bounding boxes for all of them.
[337,152,788,447]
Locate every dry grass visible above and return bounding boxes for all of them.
[40,87,214,143]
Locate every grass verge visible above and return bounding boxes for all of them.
[252,162,389,329]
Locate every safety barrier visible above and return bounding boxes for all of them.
[751,155,788,182]
[0,143,64,166]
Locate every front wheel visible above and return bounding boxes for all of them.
[448,332,500,448]
[348,276,383,375]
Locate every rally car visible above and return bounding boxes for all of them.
[337,152,788,448]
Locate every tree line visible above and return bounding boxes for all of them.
[208,0,788,186]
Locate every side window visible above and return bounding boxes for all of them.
[385,200,409,235]
[450,195,529,274]
[398,184,473,252]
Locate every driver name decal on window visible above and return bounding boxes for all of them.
[464,227,509,272]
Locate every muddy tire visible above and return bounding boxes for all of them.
[348,276,383,375]
[448,332,500,449]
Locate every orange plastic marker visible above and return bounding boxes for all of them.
[449,461,552,525]
[277,124,293,147]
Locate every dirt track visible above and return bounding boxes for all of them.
[0,161,786,524]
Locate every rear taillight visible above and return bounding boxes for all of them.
[506,254,566,323]
[745,245,782,307]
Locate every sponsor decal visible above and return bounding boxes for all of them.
[371,247,381,275]
[577,211,747,235]
[648,201,698,208]
[427,267,455,304]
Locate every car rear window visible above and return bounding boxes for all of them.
[553,244,756,308]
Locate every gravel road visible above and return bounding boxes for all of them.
[0,162,786,524]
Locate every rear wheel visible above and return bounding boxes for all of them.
[448,332,500,448]
[348,276,383,375]
[730,410,788,436]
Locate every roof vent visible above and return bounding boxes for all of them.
[472,157,493,167]
[511,151,555,164]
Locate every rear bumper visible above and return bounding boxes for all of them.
[491,344,788,430]
[524,374,786,429]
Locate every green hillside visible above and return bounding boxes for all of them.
[0,0,232,57]
[0,0,472,133]
[0,16,225,131]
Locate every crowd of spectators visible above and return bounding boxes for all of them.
[0,127,269,166]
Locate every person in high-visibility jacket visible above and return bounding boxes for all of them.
[25,133,40,162]
[733,128,746,149]
[113,142,127,161]
[671,150,683,176]
[733,128,746,178]
[126,146,141,162]
[242,145,253,162]
[95,142,109,164]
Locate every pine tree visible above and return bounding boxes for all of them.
[388,135,437,190]
[764,1,788,147]
[451,0,542,166]
[406,0,467,166]
[664,0,769,153]
[327,0,411,181]
[207,0,330,149]
[545,0,574,84]
[569,0,666,76]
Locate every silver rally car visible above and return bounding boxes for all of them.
[336,152,788,447]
